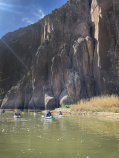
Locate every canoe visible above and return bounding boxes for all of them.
[45,116,53,119]
[54,115,64,118]
[33,112,37,116]
[14,114,21,118]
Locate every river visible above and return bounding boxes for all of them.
[0,111,119,158]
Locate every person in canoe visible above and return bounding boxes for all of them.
[2,109,5,114]
[46,110,52,117]
[59,111,63,115]
[15,110,21,116]
[33,110,37,114]
[1,109,5,115]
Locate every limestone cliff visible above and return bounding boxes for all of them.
[0,0,119,110]
[91,0,119,95]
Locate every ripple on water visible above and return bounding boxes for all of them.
[1,113,119,158]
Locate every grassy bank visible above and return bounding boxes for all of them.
[71,95,119,113]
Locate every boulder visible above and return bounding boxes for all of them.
[45,94,56,110]
[59,88,71,105]
[1,86,24,109]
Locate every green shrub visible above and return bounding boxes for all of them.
[61,104,75,108]
[0,88,4,94]
[27,71,31,77]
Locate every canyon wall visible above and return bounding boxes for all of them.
[0,0,119,110]
[91,0,119,95]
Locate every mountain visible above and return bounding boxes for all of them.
[0,0,119,110]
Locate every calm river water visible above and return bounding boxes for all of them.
[0,112,119,158]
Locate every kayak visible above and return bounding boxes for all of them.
[33,112,37,116]
[45,116,53,119]
[54,115,64,118]
[41,115,53,119]
[14,114,21,118]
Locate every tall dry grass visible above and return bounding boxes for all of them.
[71,95,119,113]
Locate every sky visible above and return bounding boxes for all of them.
[0,0,68,38]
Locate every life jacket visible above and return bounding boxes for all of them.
[47,112,51,116]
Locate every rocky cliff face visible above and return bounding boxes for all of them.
[0,0,119,110]
[91,0,119,95]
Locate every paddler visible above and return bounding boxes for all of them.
[59,111,63,115]
[46,110,52,117]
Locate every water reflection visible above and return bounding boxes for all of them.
[0,112,119,158]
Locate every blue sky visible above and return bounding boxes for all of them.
[0,0,68,38]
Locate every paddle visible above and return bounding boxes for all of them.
[51,110,57,116]
[12,109,23,114]
[52,110,56,113]
[52,110,67,115]
[53,113,67,116]
[30,112,33,115]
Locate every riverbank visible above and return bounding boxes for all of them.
[53,95,119,120]
[54,108,119,119]
[1,108,119,120]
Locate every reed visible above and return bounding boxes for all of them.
[71,95,119,113]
